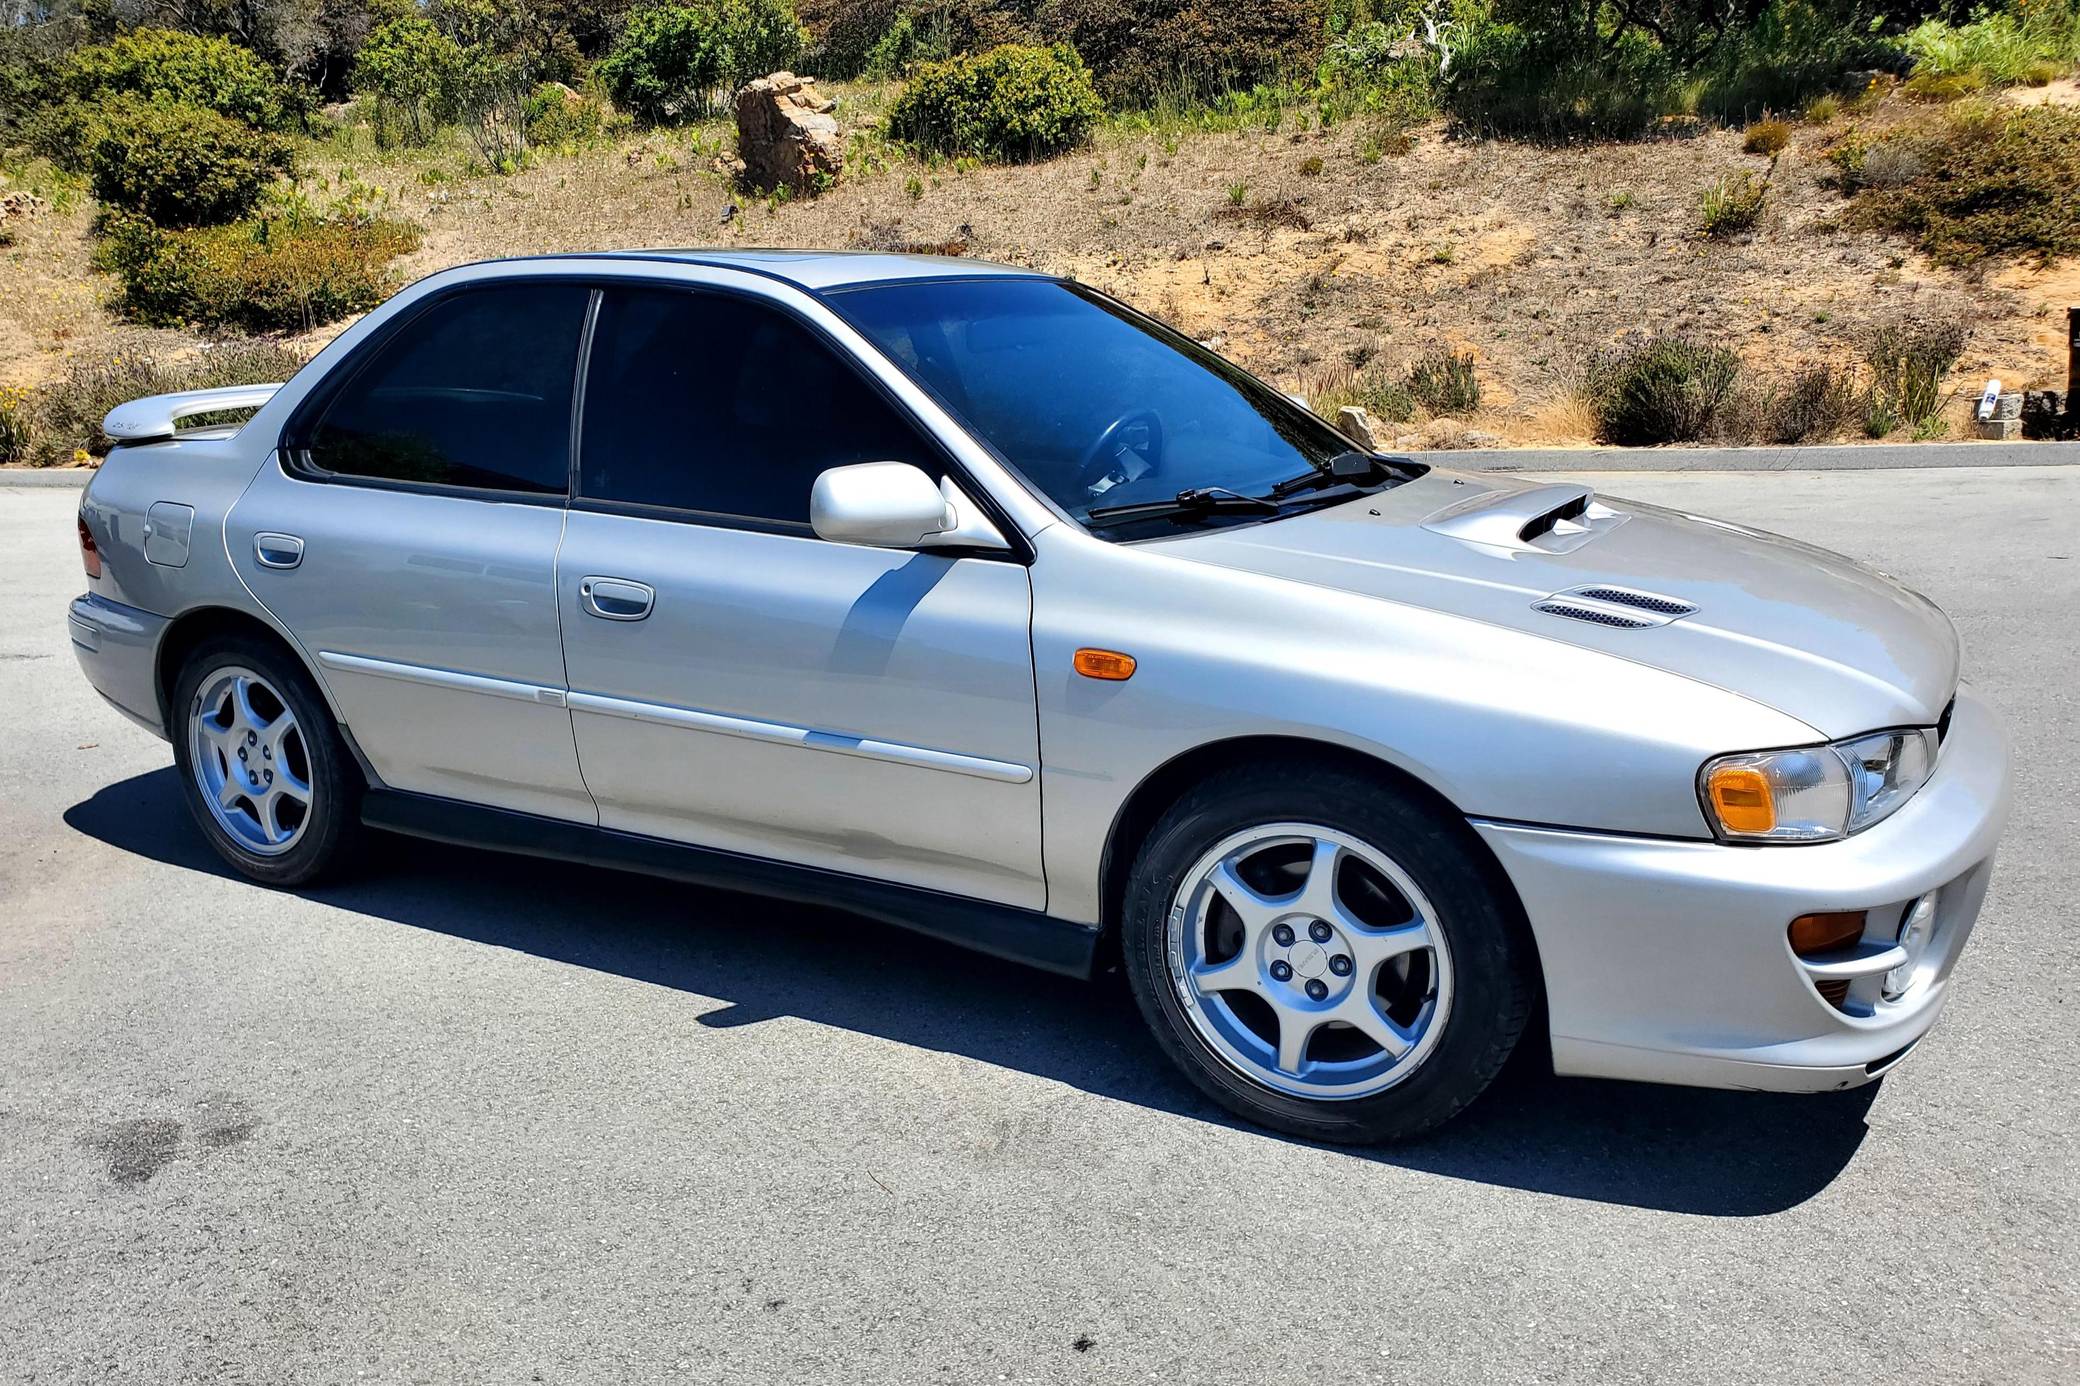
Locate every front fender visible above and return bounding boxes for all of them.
[1029,525,1818,926]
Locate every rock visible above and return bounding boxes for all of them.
[1974,417,2021,440]
[1459,430,1505,449]
[2022,390,2073,440]
[735,71,842,195]
[1335,406,1379,450]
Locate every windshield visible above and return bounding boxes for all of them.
[828,277,1373,536]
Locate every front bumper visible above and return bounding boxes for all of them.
[1474,689,2010,1093]
[69,592,170,739]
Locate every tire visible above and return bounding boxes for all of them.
[1121,760,1534,1144]
[170,634,361,888]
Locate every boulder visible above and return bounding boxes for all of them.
[735,72,842,195]
[1335,405,1380,450]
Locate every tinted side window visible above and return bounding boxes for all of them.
[303,284,590,494]
[579,287,940,524]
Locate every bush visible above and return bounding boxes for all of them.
[354,16,462,148]
[1700,166,1769,238]
[598,0,808,124]
[0,384,33,465]
[27,338,309,466]
[1903,69,1986,101]
[1852,105,2080,265]
[1037,0,1329,108]
[86,100,296,228]
[1446,27,1679,141]
[1743,117,1791,154]
[62,28,302,133]
[1582,336,1742,445]
[1721,363,1858,443]
[524,83,611,147]
[1860,316,1967,434]
[886,43,1102,160]
[1406,350,1480,416]
[1902,5,2080,87]
[95,211,421,332]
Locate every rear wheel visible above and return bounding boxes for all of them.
[1121,762,1533,1143]
[172,636,360,887]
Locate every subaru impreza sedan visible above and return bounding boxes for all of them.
[69,251,2009,1142]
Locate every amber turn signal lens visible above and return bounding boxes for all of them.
[1788,910,1866,956]
[1705,764,1775,835]
[1073,648,1136,681]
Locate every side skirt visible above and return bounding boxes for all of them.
[360,788,1099,979]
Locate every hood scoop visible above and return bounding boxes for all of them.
[1420,483,1627,554]
[1534,585,1699,630]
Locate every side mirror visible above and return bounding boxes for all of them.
[810,462,1009,552]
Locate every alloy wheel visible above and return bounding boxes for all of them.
[186,665,314,857]
[1166,823,1454,1101]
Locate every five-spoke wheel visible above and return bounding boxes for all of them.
[1170,824,1453,1100]
[187,665,314,856]
[173,636,359,886]
[1123,759,1533,1143]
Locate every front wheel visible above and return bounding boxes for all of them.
[171,635,361,887]
[1121,762,1534,1143]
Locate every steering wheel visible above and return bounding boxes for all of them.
[1074,409,1166,494]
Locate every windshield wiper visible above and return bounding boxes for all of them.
[1085,486,1282,524]
[1268,450,1402,498]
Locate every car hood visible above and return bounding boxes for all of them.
[1155,468,1958,739]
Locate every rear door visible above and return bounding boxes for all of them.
[228,281,596,823]
[554,282,1045,907]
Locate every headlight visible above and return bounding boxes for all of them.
[1701,728,1938,843]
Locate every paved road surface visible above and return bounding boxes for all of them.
[2,469,2075,1384]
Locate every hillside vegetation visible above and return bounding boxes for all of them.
[4,0,2079,464]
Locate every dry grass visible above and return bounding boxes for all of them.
[2,80,2069,446]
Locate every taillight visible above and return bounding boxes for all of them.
[78,512,102,578]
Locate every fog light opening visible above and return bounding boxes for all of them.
[1883,894,1938,1001]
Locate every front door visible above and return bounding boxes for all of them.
[554,283,1044,907]
[228,282,595,823]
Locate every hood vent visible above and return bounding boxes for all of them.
[1534,585,1698,630]
[1569,586,1698,618]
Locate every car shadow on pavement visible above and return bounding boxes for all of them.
[68,767,1877,1219]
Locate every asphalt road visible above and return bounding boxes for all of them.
[3,469,2076,1384]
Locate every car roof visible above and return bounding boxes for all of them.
[487,248,1052,293]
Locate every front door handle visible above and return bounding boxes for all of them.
[254,533,304,569]
[580,576,654,621]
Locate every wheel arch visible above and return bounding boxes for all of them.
[153,605,377,786]
[1096,735,1546,1007]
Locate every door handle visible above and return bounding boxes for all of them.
[580,576,654,621]
[254,533,304,569]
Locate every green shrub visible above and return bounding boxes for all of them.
[1700,167,1770,238]
[87,100,295,227]
[96,211,421,332]
[1902,5,2080,87]
[1851,104,2080,265]
[63,28,301,132]
[1582,336,1742,445]
[598,0,808,124]
[524,83,611,147]
[1903,69,1986,102]
[1743,117,1791,154]
[1860,316,1967,434]
[1406,350,1480,416]
[354,16,462,148]
[27,338,309,466]
[1446,27,1679,141]
[885,43,1101,160]
[1037,0,1329,108]
[0,383,33,465]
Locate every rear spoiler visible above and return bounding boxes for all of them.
[103,383,284,444]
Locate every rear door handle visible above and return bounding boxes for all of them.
[580,576,654,621]
[254,533,304,569]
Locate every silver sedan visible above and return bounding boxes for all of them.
[68,251,2010,1141]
